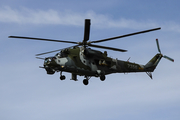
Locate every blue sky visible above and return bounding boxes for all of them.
[1,0,180,120]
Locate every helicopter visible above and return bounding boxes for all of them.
[9,19,174,85]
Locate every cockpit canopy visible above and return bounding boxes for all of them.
[55,49,69,58]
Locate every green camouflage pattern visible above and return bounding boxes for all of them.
[43,46,163,83]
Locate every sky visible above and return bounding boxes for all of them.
[1,0,180,120]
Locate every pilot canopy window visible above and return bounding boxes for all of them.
[55,51,68,58]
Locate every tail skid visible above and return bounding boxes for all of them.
[146,72,152,79]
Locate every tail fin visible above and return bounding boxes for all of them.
[145,39,174,72]
[144,54,163,72]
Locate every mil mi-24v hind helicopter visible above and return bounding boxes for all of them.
[9,19,174,85]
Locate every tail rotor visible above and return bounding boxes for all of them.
[163,55,174,62]
[156,39,174,62]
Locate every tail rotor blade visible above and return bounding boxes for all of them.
[163,55,174,62]
[156,39,161,53]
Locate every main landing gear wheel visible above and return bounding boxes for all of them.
[60,71,66,80]
[83,79,89,85]
[83,76,91,85]
[60,75,66,80]
[100,75,106,81]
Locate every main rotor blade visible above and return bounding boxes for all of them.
[163,55,174,62]
[156,39,161,53]
[83,19,91,42]
[36,45,79,56]
[91,27,161,43]
[36,49,63,56]
[88,44,127,52]
[36,57,45,60]
[9,36,78,44]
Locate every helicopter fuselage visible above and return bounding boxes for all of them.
[43,46,150,81]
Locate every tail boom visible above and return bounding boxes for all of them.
[115,54,163,73]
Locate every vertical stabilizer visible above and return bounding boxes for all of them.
[145,54,163,72]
